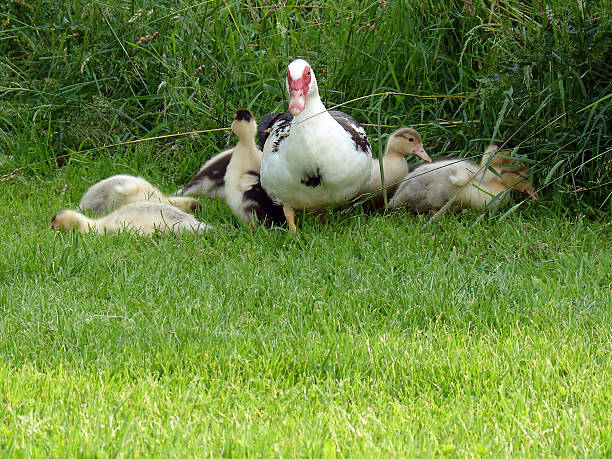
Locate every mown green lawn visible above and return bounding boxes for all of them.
[1,168,610,456]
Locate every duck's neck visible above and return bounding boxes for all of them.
[232,139,261,170]
[380,148,409,186]
[77,214,96,233]
[470,166,513,198]
[294,94,327,124]
[474,178,512,204]
[476,166,502,186]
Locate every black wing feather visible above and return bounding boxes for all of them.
[258,110,370,155]
[257,112,293,151]
[329,110,371,155]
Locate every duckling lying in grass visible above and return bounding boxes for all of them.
[51,202,212,236]
[223,109,286,228]
[387,144,538,212]
[357,127,431,207]
[79,175,201,215]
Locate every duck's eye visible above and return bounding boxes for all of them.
[307,71,311,76]
[408,137,414,142]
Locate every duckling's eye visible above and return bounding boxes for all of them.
[408,137,414,142]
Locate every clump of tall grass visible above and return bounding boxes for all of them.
[0,0,610,211]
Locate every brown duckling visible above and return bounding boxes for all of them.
[387,144,538,212]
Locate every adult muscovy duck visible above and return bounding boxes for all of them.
[258,59,373,231]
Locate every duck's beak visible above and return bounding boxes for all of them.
[288,76,307,116]
[413,144,432,162]
[289,88,306,116]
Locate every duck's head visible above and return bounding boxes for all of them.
[286,59,318,116]
[51,209,86,232]
[482,144,539,199]
[387,127,432,162]
[231,108,257,139]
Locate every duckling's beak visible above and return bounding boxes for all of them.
[191,200,203,212]
[526,185,539,200]
[413,144,432,162]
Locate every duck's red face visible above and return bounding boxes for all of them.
[288,65,312,116]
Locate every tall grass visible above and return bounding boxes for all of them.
[1,0,610,211]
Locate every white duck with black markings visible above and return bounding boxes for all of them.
[258,59,373,231]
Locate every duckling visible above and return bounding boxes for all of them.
[387,144,538,212]
[358,127,431,206]
[51,202,212,236]
[79,175,201,215]
[178,148,233,198]
[224,109,286,227]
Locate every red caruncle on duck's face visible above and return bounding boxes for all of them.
[287,66,311,93]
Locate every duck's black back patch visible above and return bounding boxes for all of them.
[329,110,371,155]
[184,151,232,189]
